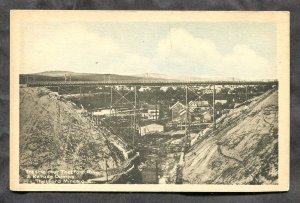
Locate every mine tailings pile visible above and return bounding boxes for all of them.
[19,87,140,184]
[182,89,278,184]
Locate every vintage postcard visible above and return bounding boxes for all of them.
[10,11,290,192]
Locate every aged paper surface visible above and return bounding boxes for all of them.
[10,11,289,192]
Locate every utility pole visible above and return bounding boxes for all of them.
[155,88,158,121]
[133,86,137,148]
[110,86,113,117]
[185,85,189,149]
[57,89,61,140]
[130,114,133,130]
[213,84,216,130]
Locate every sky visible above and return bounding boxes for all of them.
[21,21,277,80]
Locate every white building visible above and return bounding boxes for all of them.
[139,86,151,92]
[215,100,227,105]
[92,109,116,116]
[160,86,169,92]
[139,123,164,136]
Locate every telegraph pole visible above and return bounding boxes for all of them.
[110,86,113,117]
[155,88,158,121]
[133,86,137,148]
[213,84,216,130]
[185,85,190,149]
[185,85,188,129]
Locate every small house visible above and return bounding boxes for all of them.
[92,108,116,117]
[141,103,160,120]
[139,123,164,136]
[139,86,151,92]
[169,101,187,121]
[189,100,210,112]
[147,104,160,120]
[215,100,227,105]
[160,86,169,92]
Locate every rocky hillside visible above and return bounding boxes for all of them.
[183,89,278,184]
[19,87,129,174]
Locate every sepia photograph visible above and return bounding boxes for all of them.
[10,11,290,192]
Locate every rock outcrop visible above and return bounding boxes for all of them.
[19,87,129,177]
[183,89,278,184]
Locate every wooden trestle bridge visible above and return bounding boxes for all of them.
[25,80,278,87]
[23,79,278,151]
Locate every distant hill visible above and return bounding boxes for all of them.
[134,73,236,82]
[33,71,85,77]
[134,73,178,80]
[20,71,238,84]
[20,71,146,83]
[182,76,236,81]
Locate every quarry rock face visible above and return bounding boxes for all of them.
[19,88,129,179]
[183,90,278,184]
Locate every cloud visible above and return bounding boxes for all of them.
[156,28,275,80]
[22,25,276,80]
[22,24,158,75]
[23,24,122,74]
